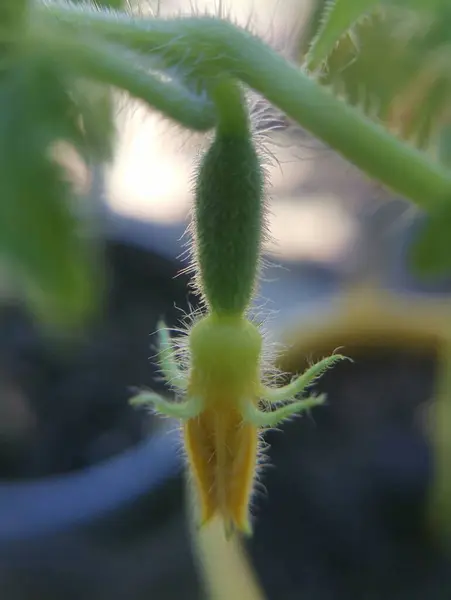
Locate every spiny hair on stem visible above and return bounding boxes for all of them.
[182,92,275,313]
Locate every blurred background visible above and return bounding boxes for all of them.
[2,0,451,599]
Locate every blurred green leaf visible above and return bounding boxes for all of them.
[0,54,108,326]
[301,0,451,153]
[305,0,444,71]
[0,0,28,33]
[409,204,451,277]
[439,125,451,167]
[305,0,380,71]
[409,125,451,277]
[300,1,451,277]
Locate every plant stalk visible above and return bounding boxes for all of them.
[36,6,451,212]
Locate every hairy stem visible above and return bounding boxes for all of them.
[30,22,216,131]
[37,6,451,211]
[131,392,204,420]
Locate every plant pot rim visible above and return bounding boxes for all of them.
[0,425,181,542]
[277,286,450,370]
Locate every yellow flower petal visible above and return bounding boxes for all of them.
[184,403,259,535]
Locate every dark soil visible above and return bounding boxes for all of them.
[248,349,451,600]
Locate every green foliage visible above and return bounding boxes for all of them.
[301,0,451,276]
[305,0,443,72]
[0,0,29,34]
[409,206,451,277]
[0,0,117,327]
[0,48,112,326]
[304,0,451,146]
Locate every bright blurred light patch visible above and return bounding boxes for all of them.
[106,102,193,223]
[265,196,358,263]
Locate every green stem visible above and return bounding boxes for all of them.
[36,6,451,211]
[30,25,215,132]
[209,78,249,136]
